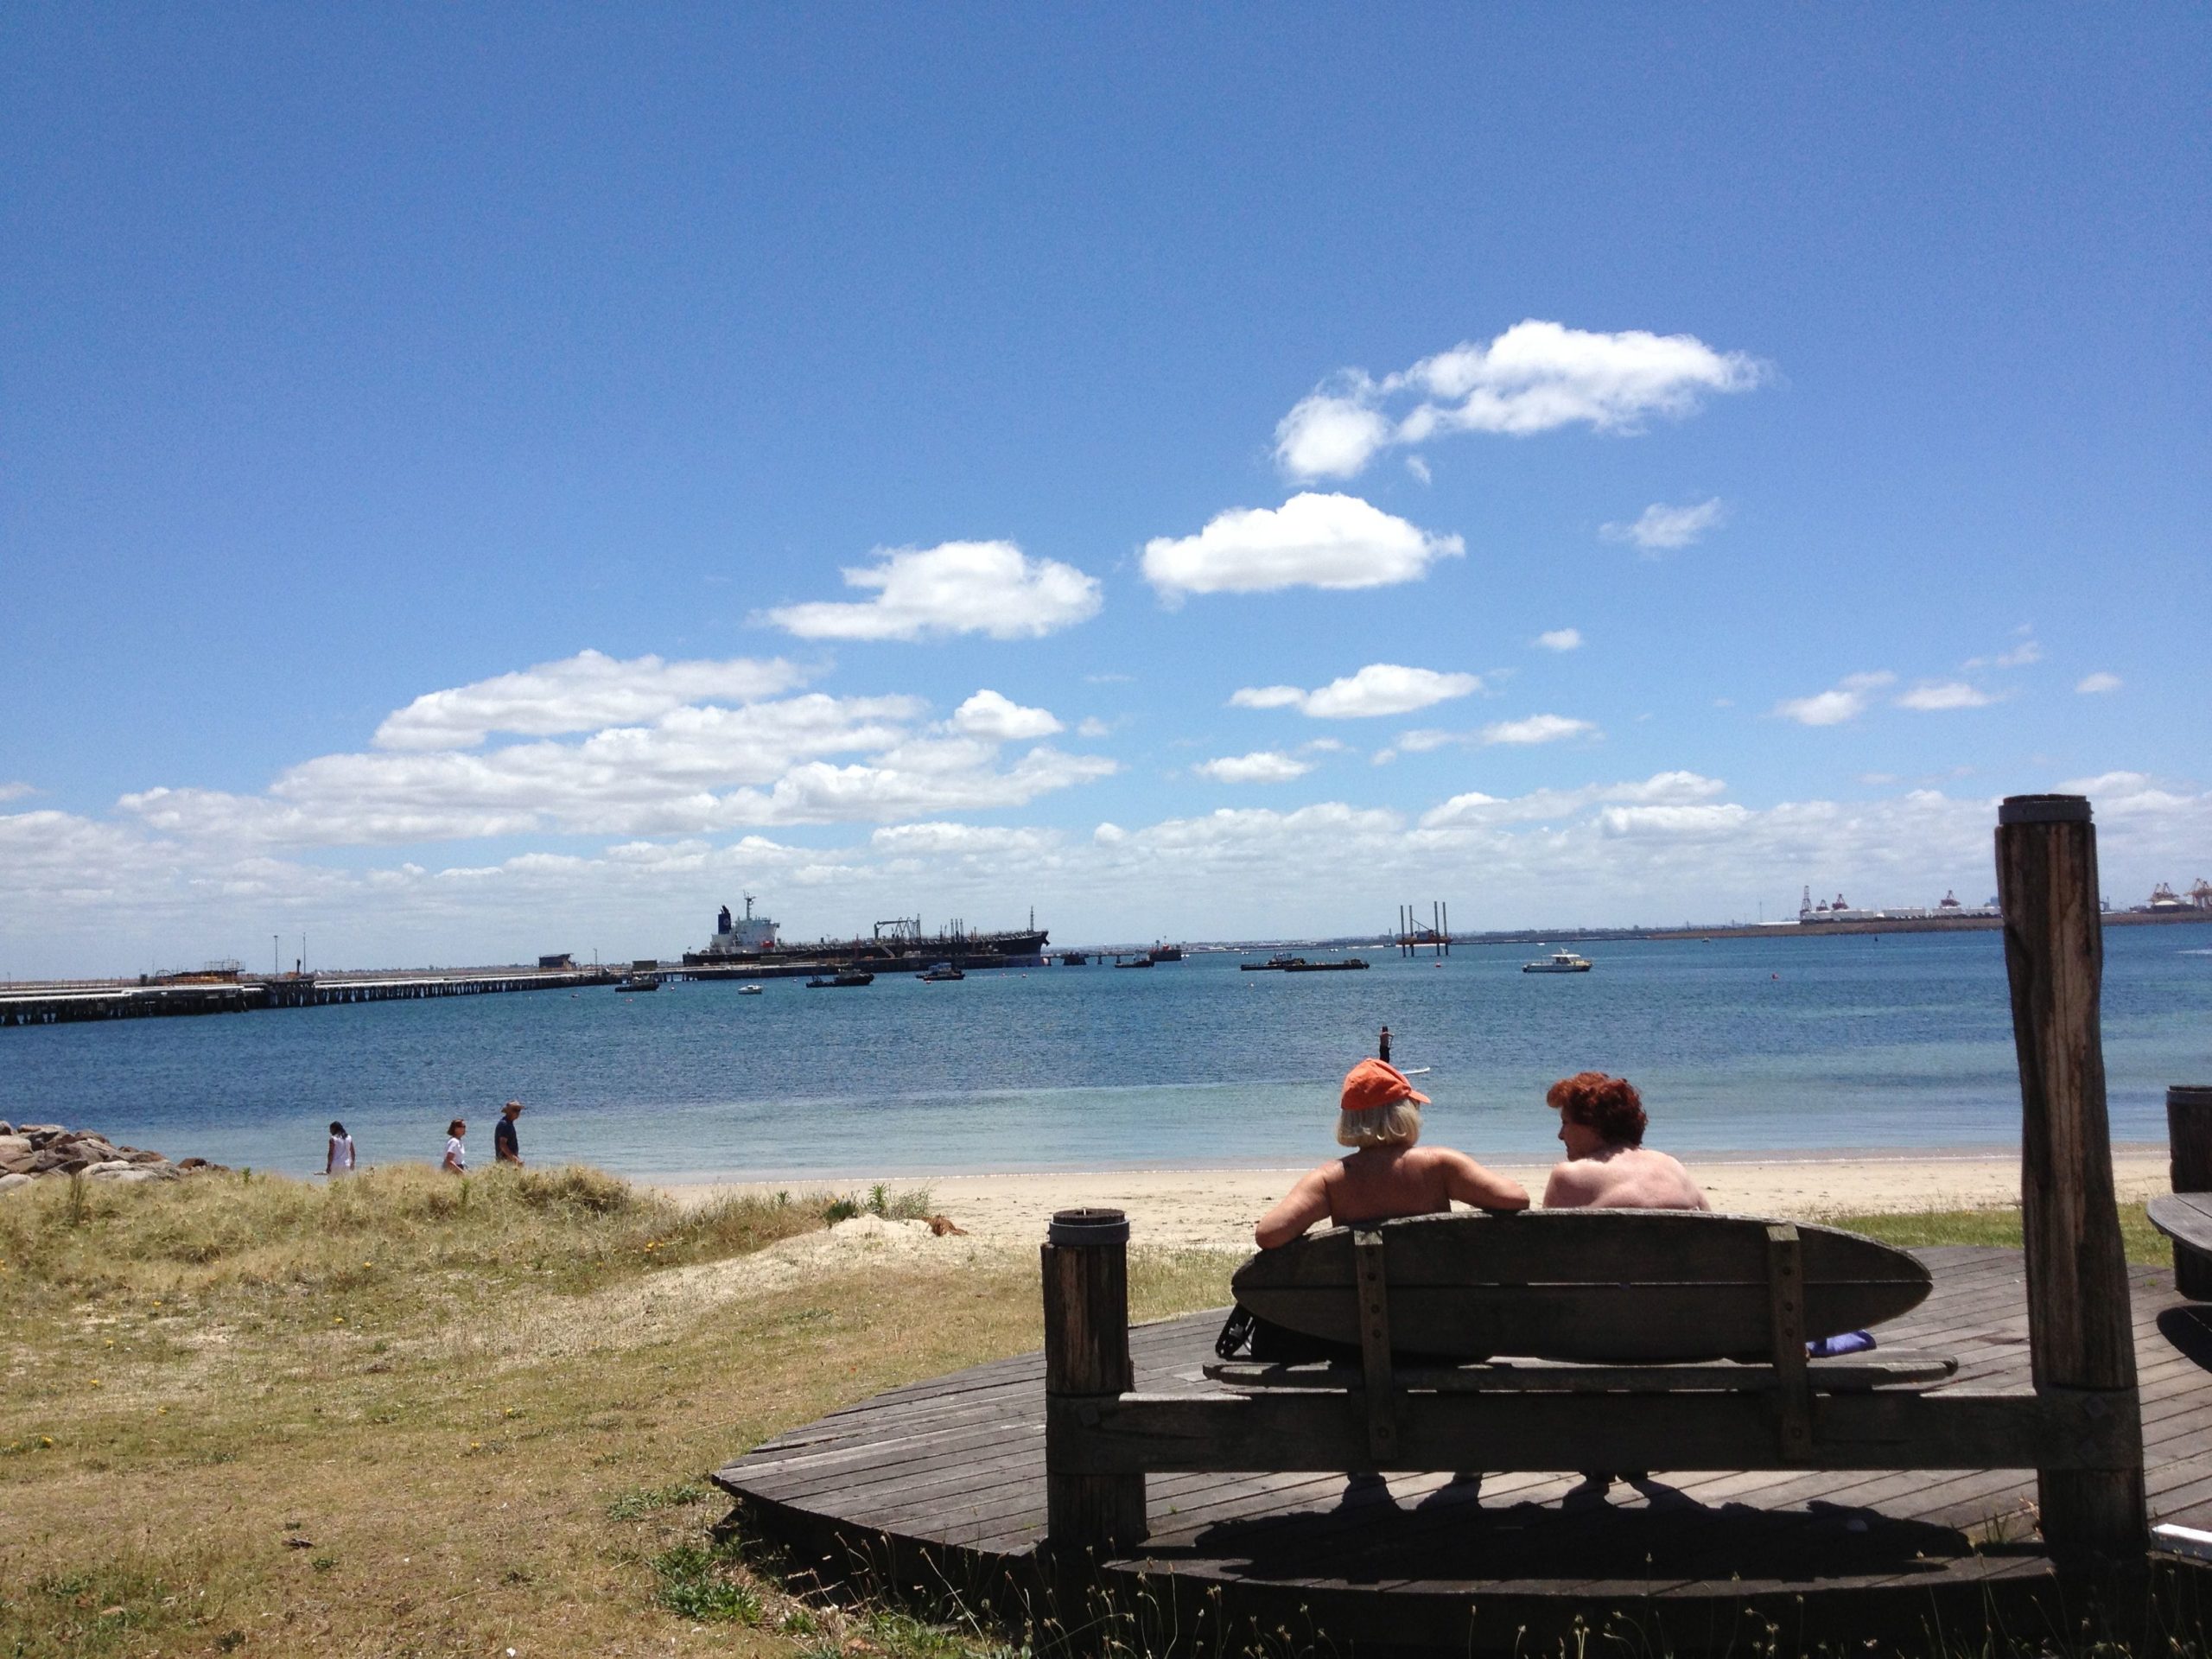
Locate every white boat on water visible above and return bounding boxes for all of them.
[1522,950,1592,974]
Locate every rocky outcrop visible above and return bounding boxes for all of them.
[0,1122,223,1193]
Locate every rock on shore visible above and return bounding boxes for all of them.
[0,1122,224,1197]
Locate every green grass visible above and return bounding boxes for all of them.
[1828,1199,2169,1263]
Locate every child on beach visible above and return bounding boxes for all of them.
[442,1119,467,1173]
[325,1121,356,1176]
[1254,1058,1529,1248]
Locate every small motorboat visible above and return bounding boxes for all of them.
[805,970,876,989]
[918,963,965,982]
[613,973,661,993]
[737,983,764,995]
[1522,950,1593,974]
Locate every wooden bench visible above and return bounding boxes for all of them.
[2157,1084,2212,1300]
[2150,1192,2212,1300]
[1042,1208,2139,1556]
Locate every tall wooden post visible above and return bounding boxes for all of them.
[2169,1085,2212,1297]
[1994,794,2146,1566]
[1042,1207,1145,1554]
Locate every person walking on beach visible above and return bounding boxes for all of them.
[325,1121,356,1176]
[493,1099,524,1167]
[1255,1058,1528,1248]
[442,1118,467,1174]
[1541,1071,1707,1211]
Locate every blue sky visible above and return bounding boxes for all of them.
[3,7,2206,974]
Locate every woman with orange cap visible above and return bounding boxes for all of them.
[1254,1058,1529,1248]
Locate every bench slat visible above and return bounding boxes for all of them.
[2149,1193,2212,1249]
[1202,1353,1960,1394]
[1049,1385,2139,1476]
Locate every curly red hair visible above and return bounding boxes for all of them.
[1546,1071,1648,1148]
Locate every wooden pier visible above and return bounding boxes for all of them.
[0,964,614,1027]
[715,1249,2212,1652]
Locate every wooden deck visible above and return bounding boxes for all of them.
[716,1248,2212,1651]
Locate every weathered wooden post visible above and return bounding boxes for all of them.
[1042,1206,1145,1554]
[1994,794,2145,1566]
[2169,1085,2212,1297]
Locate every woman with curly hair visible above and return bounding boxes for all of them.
[1541,1071,1707,1211]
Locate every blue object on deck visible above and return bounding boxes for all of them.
[1808,1330,1877,1357]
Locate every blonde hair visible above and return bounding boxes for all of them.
[1336,1099,1422,1148]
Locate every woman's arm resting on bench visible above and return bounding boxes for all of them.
[1441,1150,1531,1212]
[1255,1166,1336,1249]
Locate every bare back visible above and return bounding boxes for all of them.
[1542,1144,1709,1211]
[1255,1144,1528,1248]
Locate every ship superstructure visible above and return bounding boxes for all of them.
[682,898,1048,969]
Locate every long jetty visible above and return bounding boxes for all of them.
[0,964,614,1027]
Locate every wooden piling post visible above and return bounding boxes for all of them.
[2169,1085,2212,1297]
[1994,794,2146,1566]
[1042,1206,1146,1554]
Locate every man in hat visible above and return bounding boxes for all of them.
[1255,1058,1527,1248]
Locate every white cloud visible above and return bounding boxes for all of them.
[1601,497,1726,553]
[373,650,810,751]
[16,763,2212,976]
[1597,803,1752,836]
[949,690,1064,741]
[1772,671,1896,728]
[869,823,1061,857]
[1480,714,1599,746]
[1275,321,1763,480]
[758,540,1102,641]
[1076,716,1114,739]
[1227,685,1308,711]
[1896,681,1998,712]
[2075,671,2122,695]
[1421,771,1726,830]
[1141,493,1463,600]
[1193,751,1313,785]
[1231,664,1483,720]
[1403,455,1431,485]
[1395,729,1459,754]
[0,781,35,803]
[1967,630,2043,671]
[1534,628,1583,652]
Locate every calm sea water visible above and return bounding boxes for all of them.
[3,926,2207,1182]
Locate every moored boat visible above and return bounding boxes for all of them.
[805,970,877,989]
[613,973,661,993]
[1522,950,1592,974]
[1282,957,1369,972]
[918,963,965,982]
[1240,954,1306,971]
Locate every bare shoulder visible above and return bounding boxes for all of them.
[1541,1160,1587,1203]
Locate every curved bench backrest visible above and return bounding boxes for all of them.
[1229,1210,1931,1363]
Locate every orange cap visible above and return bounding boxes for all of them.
[1340,1058,1428,1113]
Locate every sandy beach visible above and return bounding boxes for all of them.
[665,1144,2175,1251]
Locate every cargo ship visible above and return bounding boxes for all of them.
[681,896,1049,970]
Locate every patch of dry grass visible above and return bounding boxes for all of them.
[0,1166,1230,1658]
